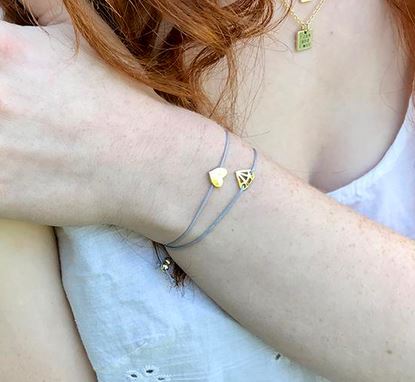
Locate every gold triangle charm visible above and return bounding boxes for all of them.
[235,169,255,191]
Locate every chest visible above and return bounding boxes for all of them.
[205,0,414,193]
[242,82,412,193]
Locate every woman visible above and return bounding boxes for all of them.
[1,0,415,381]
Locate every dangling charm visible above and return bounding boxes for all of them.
[235,169,255,191]
[296,25,313,51]
[299,0,312,3]
[160,257,172,272]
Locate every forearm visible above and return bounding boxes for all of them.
[0,220,96,381]
[111,103,415,382]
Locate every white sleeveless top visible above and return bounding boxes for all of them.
[56,95,415,382]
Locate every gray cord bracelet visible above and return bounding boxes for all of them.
[165,129,230,247]
[165,147,258,249]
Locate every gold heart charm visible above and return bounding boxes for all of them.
[209,167,228,188]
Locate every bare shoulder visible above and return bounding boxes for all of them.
[0,219,96,381]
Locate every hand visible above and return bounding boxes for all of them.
[0,8,161,226]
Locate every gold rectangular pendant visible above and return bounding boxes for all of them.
[300,0,312,2]
[296,28,313,51]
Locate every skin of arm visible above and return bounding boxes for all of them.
[108,104,415,382]
[0,220,96,381]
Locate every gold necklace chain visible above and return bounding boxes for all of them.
[280,0,328,28]
[279,0,329,51]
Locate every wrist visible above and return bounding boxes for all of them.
[91,88,165,232]
[100,91,254,245]
[102,97,230,243]
[95,96,192,241]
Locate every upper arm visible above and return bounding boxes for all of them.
[0,219,96,381]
